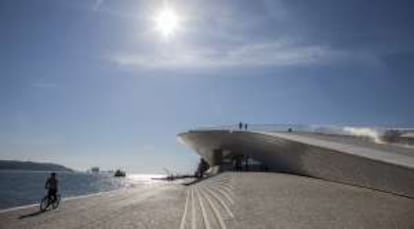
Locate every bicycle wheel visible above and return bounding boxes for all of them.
[40,197,50,211]
[52,195,61,209]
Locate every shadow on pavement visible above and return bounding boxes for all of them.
[19,210,46,219]
[183,173,219,186]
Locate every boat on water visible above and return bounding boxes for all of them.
[114,169,126,177]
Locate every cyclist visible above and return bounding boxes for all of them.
[45,172,59,202]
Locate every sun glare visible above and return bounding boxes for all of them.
[154,8,179,38]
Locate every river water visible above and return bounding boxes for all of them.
[0,170,163,210]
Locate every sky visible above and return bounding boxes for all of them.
[0,0,413,173]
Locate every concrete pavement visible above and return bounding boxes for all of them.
[1,172,412,229]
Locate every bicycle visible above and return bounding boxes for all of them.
[40,192,61,211]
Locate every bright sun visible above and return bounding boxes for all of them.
[154,8,179,38]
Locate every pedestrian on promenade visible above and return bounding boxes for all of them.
[196,158,209,178]
[244,123,248,130]
[245,155,249,171]
[239,122,243,130]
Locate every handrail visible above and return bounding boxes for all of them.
[192,123,414,140]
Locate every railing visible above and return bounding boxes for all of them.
[193,123,414,139]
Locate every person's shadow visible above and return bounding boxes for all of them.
[18,210,47,219]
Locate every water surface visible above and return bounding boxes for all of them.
[0,171,163,210]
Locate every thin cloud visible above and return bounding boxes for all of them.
[110,41,378,69]
[92,0,104,11]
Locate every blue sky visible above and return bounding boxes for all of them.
[1,0,413,173]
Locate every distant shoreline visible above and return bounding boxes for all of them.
[0,160,73,172]
[0,169,75,173]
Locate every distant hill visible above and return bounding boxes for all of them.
[0,160,73,172]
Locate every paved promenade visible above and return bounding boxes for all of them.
[1,172,413,229]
